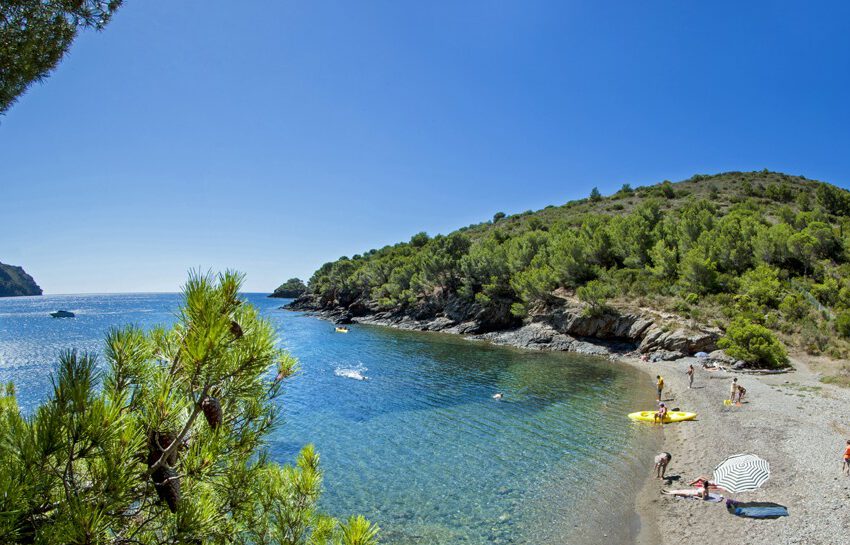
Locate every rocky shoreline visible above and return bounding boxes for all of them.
[284,296,728,363]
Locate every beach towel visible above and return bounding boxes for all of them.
[726,500,788,519]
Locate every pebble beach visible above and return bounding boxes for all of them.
[624,356,850,545]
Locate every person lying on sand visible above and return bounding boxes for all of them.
[662,481,723,502]
[654,452,672,479]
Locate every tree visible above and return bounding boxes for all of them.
[0,271,379,545]
[576,279,615,315]
[619,183,633,195]
[1,1,123,114]
[589,187,602,201]
[492,212,506,223]
[718,317,788,369]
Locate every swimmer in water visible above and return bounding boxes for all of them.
[493,393,504,400]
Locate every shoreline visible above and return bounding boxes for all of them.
[620,354,850,545]
[288,306,850,544]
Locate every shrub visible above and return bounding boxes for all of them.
[577,279,615,314]
[718,317,788,368]
[738,265,782,307]
[836,311,850,338]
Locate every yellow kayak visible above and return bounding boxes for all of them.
[628,411,696,423]
[335,327,350,333]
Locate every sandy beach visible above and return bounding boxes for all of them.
[623,355,850,545]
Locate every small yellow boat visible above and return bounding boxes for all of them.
[335,327,350,333]
[628,410,697,423]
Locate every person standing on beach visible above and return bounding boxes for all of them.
[843,440,850,476]
[730,377,739,403]
[656,375,664,401]
[654,452,672,478]
[686,364,695,389]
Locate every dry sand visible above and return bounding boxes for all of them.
[621,355,850,545]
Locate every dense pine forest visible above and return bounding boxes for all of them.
[296,171,850,375]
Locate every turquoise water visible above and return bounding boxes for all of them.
[0,293,656,544]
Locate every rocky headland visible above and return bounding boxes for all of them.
[0,262,42,297]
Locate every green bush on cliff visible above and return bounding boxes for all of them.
[718,317,788,368]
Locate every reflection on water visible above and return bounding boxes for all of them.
[0,293,657,544]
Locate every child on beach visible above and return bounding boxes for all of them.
[654,403,668,424]
[730,378,739,403]
[654,452,672,478]
[686,364,695,389]
[843,440,850,476]
[656,375,664,401]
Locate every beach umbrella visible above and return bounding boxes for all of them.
[713,454,770,493]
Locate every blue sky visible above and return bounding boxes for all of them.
[2,0,849,294]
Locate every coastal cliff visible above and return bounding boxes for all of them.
[285,171,850,370]
[0,262,42,297]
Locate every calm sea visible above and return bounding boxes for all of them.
[0,293,658,544]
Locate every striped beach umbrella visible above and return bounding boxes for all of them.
[713,454,770,493]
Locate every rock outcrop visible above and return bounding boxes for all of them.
[0,262,42,297]
[285,293,720,360]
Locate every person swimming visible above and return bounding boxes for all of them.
[492,393,504,400]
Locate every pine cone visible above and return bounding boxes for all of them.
[148,431,179,466]
[152,466,181,513]
[201,396,222,430]
[230,320,243,339]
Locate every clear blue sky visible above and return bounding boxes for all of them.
[2,0,849,294]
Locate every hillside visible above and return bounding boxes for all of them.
[288,171,850,379]
[0,262,42,297]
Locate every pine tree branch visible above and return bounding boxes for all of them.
[144,382,210,477]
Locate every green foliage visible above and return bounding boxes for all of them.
[589,187,602,201]
[492,212,506,223]
[576,280,615,314]
[0,272,377,545]
[738,265,782,307]
[300,171,850,360]
[835,311,850,338]
[1,1,123,114]
[718,317,788,368]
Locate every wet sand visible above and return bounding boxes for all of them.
[621,355,850,545]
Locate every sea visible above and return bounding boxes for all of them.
[0,293,659,544]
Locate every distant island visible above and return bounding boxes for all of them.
[0,262,42,297]
[268,277,307,298]
[287,171,850,381]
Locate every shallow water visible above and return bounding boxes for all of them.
[0,293,657,544]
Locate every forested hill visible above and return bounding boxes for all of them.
[295,171,850,367]
[0,262,42,297]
